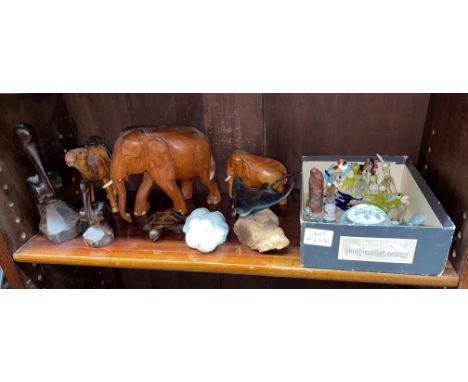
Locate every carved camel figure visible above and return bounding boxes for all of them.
[110,125,221,223]
[65,138,118,214]
[226,150,288,205]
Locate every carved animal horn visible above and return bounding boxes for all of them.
[103,179,113,189]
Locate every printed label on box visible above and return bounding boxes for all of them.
[303,228,334,247]
[338,236,417,264]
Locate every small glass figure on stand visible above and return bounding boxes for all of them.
[323,184,337,222]
[368,173,380,194]
[377,155,397,196]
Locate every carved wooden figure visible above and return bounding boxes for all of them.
[80,180,114,248]
[65,137,118,214]
[16,123,86,243]
[226,150,288,205]
[110,126,221,223]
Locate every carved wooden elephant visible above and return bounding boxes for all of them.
[226,150,288,205]
[111,126,221,223]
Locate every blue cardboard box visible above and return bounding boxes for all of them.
[300,155,455,276]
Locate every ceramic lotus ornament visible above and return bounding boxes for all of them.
[183,208,229,253]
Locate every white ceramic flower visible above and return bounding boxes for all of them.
[183,208,229,253]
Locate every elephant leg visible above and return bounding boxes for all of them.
[156,178,188,215]
[200,174,221,205]
[91,183,96,204]
[228,176,234,199]
[134,173,153,216]
[181,180,193,200]
[103,178,118,214]
[115,180,132,223]
[277,183,288,205]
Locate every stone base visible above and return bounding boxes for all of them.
[233,208,289,252]
[38,200,87,244]
[83,223,114,248]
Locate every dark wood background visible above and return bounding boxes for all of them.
[418,94,468,287]
[4,93,465,288]
[62,94,430,193]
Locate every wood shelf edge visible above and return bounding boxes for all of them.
[13,243,459,288]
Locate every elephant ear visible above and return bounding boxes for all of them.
[231,152,247,176]
[121,136,145,159]
[146,137,177,180]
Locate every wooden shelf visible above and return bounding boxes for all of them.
[13,192,459,287]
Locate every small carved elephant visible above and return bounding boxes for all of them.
[226,150,288,205]
[110,125,222,223]
[65,138,118,214]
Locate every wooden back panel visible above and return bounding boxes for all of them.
[63,94,430,192]
[3,93,455,288]
[418,94,468,287]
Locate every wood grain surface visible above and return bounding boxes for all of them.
[63,93,203,146]
[418,94,468,287]
[264,94,430,177]
[2,93,460,288]
[201,94,264,192]
[14,192,459,287]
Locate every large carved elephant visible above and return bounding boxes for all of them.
[226,150,288,205]
[111,126,221,223]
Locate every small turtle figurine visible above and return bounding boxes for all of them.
[143,209,186,241]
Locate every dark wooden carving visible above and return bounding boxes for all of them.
[0,94,115,288]
[65,138,118,213]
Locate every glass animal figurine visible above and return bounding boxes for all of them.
[364,193,403,213]
[376,154,397,196]
[324,159,352,188]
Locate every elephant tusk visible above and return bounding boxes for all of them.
[225,176,231,182]
[102,180,113,189]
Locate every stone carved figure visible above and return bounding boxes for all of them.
[110,126,221,223]
[226,150,288,205]
[15,123,86,243]
[234,208,289,252]
[65,137,118,214]
[309,167,324,213]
